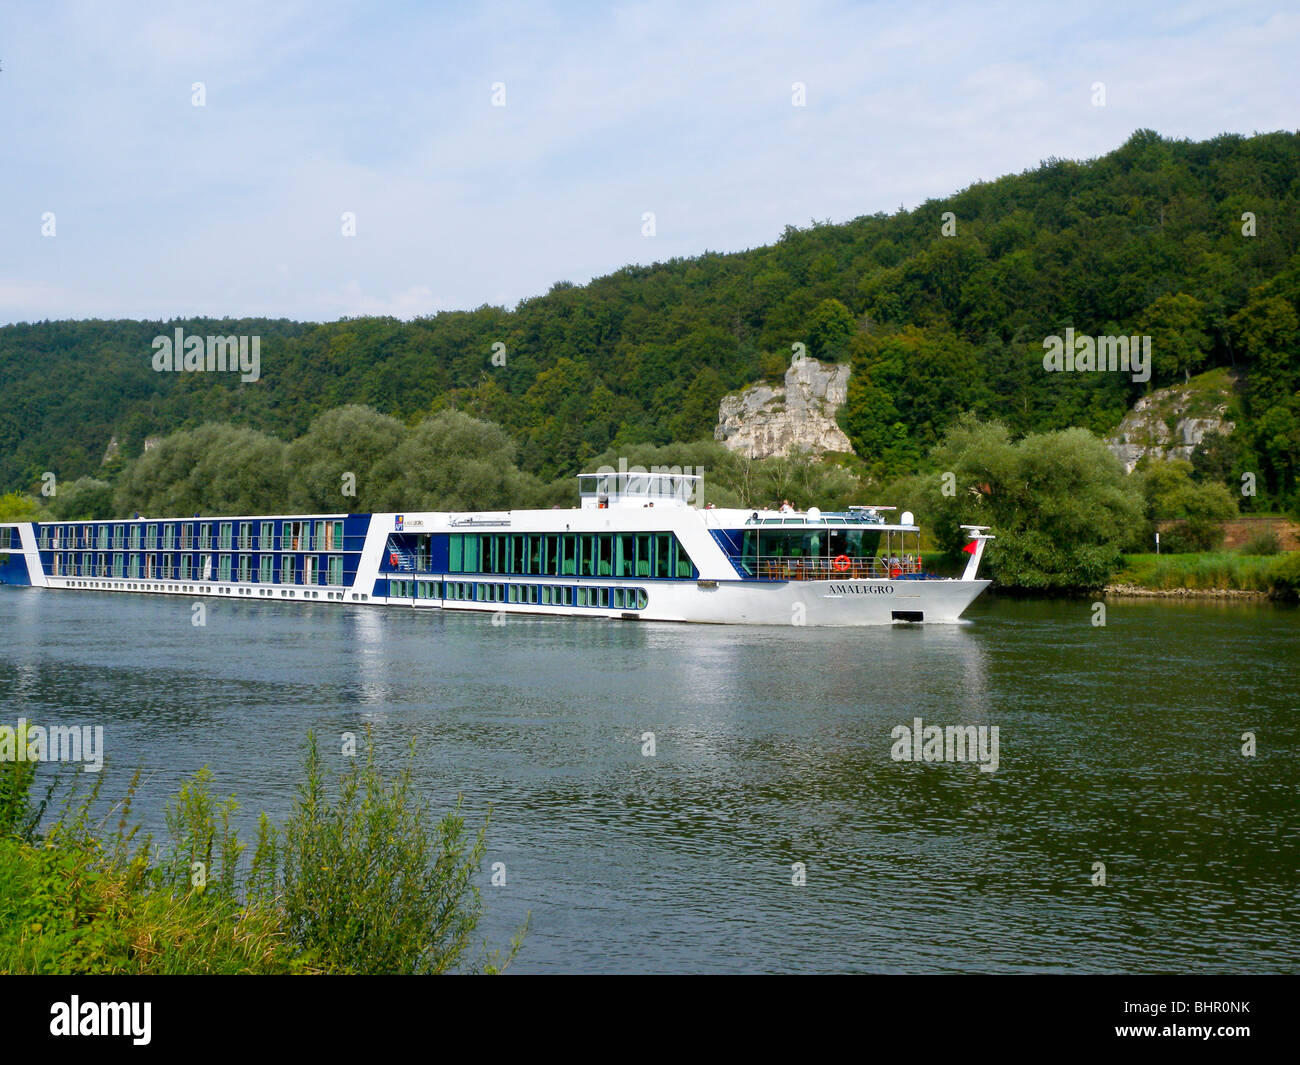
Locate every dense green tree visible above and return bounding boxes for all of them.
[1133,458,1239,550]
[375,410,525,512]
[113,425,289,517]
[924,415,1144,591]
[47,477,115,520]
[0,492,43,522]
[1231,293,1299,408]
[841,326,985,472]
[285,405,404,514]
[804,298,856,361]
[1136,293,1212,384]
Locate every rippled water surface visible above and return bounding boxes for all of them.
[2,587,1297,972]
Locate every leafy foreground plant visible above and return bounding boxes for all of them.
[259,732,524,974]
[0,731,524,974]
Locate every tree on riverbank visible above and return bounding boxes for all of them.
[892,414,1145,592]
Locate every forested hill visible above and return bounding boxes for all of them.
[3,128,1299,496]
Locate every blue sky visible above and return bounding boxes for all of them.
[1,0,1296,324]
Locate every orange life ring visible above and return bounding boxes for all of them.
[389,551,399,566]
[832,554,851,573]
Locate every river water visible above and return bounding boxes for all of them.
[2,587,1296,973]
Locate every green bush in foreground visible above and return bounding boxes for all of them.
[0,732,523,974]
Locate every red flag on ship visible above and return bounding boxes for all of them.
[961,541,978,555]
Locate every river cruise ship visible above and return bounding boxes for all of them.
[0,471,992,625]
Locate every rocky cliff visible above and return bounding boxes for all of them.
[1106,368,1238,474]
[715,357,853,459]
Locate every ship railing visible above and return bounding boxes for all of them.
[739,555,925,581]
[383,539,418,572]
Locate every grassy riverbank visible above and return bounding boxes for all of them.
[1109,551,1300,597]
[0,730,523,975]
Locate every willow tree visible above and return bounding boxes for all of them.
[112,424,289,517]
[285,404,405,515]
[925,414,1143,591]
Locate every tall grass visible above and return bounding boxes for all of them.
[1114,552,1283,591]
[0,730,524,974]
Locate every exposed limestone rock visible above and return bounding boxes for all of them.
[715,357,853,459]
[1106,375,1236,474]
[101,435,120,465]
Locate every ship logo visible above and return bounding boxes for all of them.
[394,515,404,530]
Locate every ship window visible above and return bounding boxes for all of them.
[613,535,630,578]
